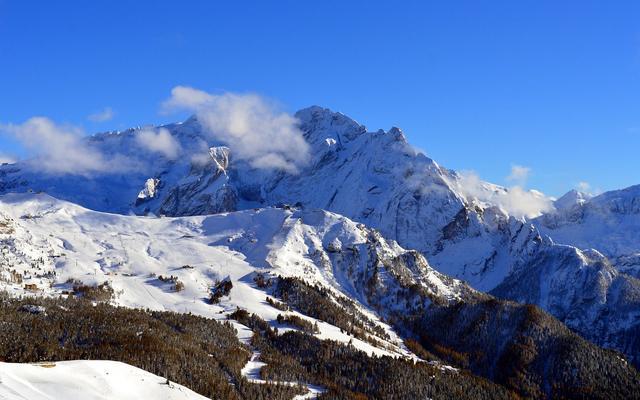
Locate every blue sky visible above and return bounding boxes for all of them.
[1,1,639,196]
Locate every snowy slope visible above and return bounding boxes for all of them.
[535,185,640,277]
[0,360,207,400]
[553,189,592,211]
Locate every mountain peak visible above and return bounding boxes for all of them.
[554,189,591,211]
[295,106,366,143]
[387,126,407,142]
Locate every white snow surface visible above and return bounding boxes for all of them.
[0,360,207,400]
[536,185,640,277]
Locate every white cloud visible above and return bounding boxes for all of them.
[162,86,310,173]
[576,181,591,193]
[88,107,115,122]
[191,152,213,166]
[457,170,554,219]
[135,127,182,160]
[496,186,554,219]
[0,117,127,175]
[506,164,531,187]
[163,87,213,110]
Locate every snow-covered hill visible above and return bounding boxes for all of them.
[0,360,208,400]
[0,192,470,358]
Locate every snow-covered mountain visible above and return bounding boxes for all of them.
[535,185,640,278]
[1,107,639,369]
